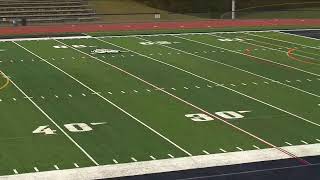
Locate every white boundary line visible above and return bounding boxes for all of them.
[241,33,320,58]
[94,37,320,128]
[244,32,320,51]
[12,41,192,157]
[96,28,320,38]
[277,31,320,41]
[211,33,319,60]
[2,143,320,180]
[175,35,320,77]
[54,38,308,162]
[1,70,99,166]
[134,36,320,98]
[1,28,320,42]
[0,36,91,42]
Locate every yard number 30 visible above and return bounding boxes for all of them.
[185,111,247,122]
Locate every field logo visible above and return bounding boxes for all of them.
[91,48,127,54]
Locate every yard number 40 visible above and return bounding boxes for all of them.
[33,123,97,135]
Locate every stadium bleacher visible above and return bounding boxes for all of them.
[0,0,99,25]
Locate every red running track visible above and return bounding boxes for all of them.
[0,19,320,36]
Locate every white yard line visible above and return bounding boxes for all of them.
[3,143,319,180]
[244,32,320,51]
[176,35,320,77]
[66,37,308,163]
[277,31,320,42]
[14,40,192,157]
[166,35,320,98]
[0,36,91,42]
[2,69,99,166]
[1,28,319,43]
[211,34,318,60]
[95,37,320,129]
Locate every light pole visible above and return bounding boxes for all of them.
[232,0,236,19]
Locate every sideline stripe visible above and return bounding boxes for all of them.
[277,31,320,42]
[244,32,320,56]
[15,40,192,157]
[3,143,320,179]
[72,37,310,165]
[136,36,320,100]
[99,37,320,128]
[175,35,320,77]
[143,36,320,98]
[232,35,318,61]
[1,66,99,166]
[209,34,320,76]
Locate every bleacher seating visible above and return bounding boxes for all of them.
[0,0,99,24]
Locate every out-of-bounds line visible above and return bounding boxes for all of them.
[175,35,320,78]
[93,28,320,38]
[136,36,320,99]
[277,31,320,42]
[3,138,319,179]
[0,28,318,42]
[15,40,192,157]
[244,32,320,51]
[0,36,92,42]
[239,33,320,59]
[77,36,310,165]
[99,36,320,129]
[0,68,99,166]
[210,33,318,64]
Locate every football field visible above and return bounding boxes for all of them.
[0,29,319,179]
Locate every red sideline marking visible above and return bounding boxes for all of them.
[287,48,319,65]
[1,19,320,36]
[244,48,289,69]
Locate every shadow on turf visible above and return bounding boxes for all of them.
[106,155,320,180]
